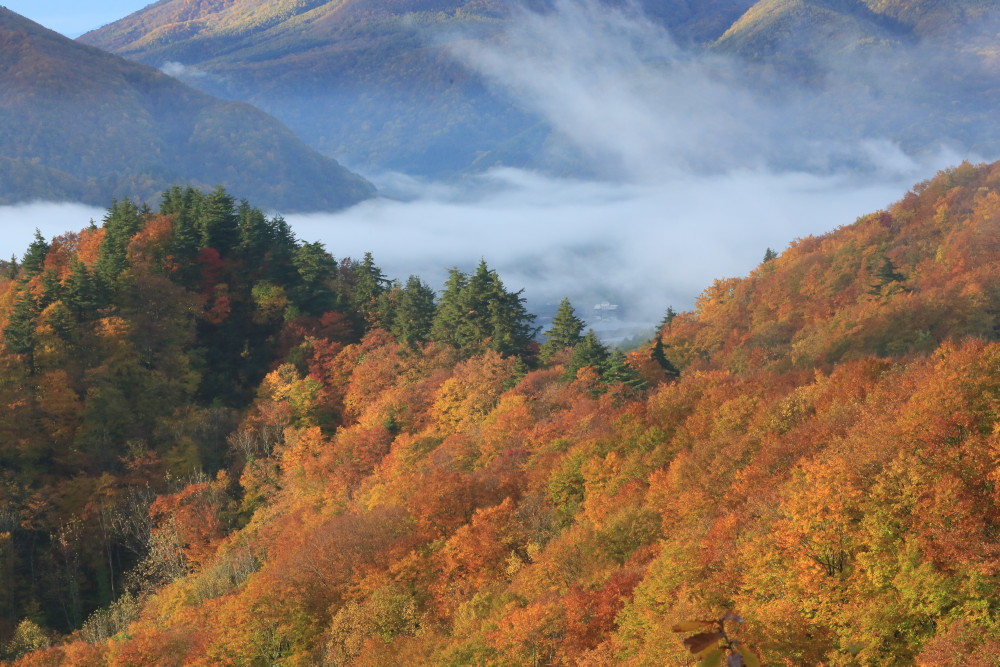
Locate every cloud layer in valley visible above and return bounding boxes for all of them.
[1,0,990,339]
[0,201,106,259]
[282,159,957,339]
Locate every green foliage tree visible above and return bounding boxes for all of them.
[4,289,39,361]
[564,329,609,380]
[96,198,143,287]
[197,186,239,256]
[659,306,677,332]
[431,268,468,344]
[540,298,586,362]
[651,338,680,379]
[386,275,436,347]
[868,255,907,297]
[603,349,646,390]
[431,261,537,358]
[19,229,49,279]
[290,242,338,316]
[64,259,100,319]
[351,252,389,328]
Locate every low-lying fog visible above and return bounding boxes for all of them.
[0,0,987,340]
[0,156,960,341]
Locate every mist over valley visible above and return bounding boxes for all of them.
[1,3,999,664]
[5,0,993,333]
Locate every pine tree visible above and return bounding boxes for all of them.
[763,247,778,263]
[197,186,239,256]
[651,338,680,379]
[603,349,646,390]
[96,198,143,286]
[236,201,271,268]
[262,215,298,285]
[564,330,610,381]
[540,297,585,362]
[20,229,49,279]
[352,252,389,328]
[659,306,677,332]
[430,262,537,358]
[291,242,338,315]
[431,268,469,347]
[64,259,100,319]
[482,262,537,358]
[868,255,907,297]
[4,289,39,363]
[390,276,436,347]
[39,270,63,309]
[161,188,202,285]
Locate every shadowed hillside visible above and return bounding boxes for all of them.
[0,9,374,211]
[79,0,1000,176]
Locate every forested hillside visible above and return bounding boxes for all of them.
[2,161,999,664]
[79,0,1000,175]
[0,9,374,210]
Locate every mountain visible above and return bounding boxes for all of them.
[0,8,374,211]
[78,0,757,176]
[2,160,999,663]
[78,0,1000,176]
[712,0,912,62]
[713,0,999,59]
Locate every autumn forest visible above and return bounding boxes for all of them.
[0,157,995,665]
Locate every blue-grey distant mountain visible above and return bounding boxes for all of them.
[0,8,374,210]
[78,0,757,176]
[79,0,1000,176]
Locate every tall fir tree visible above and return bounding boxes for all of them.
[291,242,338,316]
[431,261,537,358]
[540,297,586,362]
[603,349,646,390]
[430,268,469,347]
[19,229,49,279]
[64,259,100,320]
[386,275,436,347]
[96,198,143,286]
[352,252,389,328]
[197,186,239,256]
[4,289,39,364]
[651,338,680,379]
[563,329,609,381]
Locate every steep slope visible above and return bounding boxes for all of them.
[79,0,757,175]
[658,160,1000,371]
[80,0,1000,177]
[713,0,911,62]
[0,8,374,210]
[5,163,999,664]
[711,0,1000,155]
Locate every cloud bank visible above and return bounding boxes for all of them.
[0,202,106,260]
[1,0,989,340]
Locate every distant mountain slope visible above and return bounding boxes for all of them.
[713,0,911,62]
[0,8,374,210]
[714,0,998,58]
[80,0,1000,177]
[79,0,757,175]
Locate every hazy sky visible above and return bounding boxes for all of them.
[2,1,149,36]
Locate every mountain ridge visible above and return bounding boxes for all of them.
[0,8,375,210]
[78,0,1000,176]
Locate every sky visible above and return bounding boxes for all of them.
[2,1,149,37]
[0,0,987,339]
